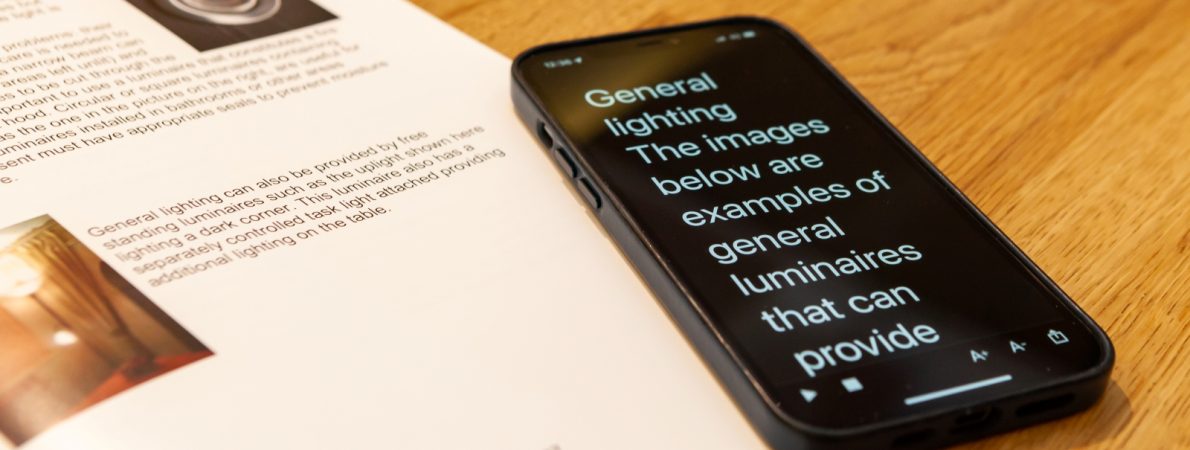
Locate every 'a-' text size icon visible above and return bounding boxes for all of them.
[1047,329,1069,345]
[1010,340,1028,353]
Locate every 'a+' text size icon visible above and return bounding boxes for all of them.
[970,349,989,362]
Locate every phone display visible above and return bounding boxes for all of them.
[513,18,1111,446]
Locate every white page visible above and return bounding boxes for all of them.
[0,1,762,448]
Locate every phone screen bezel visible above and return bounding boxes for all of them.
[511,16,1114,435]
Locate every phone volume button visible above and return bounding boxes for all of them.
[552,146,579,177]
[577,177,602,209]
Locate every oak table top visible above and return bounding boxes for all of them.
[413,0,1190,448]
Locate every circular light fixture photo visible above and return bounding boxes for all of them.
[154,0,282,25]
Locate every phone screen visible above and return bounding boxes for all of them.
[517,20,1107,428]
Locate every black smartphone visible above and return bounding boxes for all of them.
[511,17,1113,449]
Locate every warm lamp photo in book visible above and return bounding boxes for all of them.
[0,216,212,446]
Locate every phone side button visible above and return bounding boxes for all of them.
[577,177,602,209]
[552,146,578,177]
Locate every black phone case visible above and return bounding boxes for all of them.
[510,16,1113,449]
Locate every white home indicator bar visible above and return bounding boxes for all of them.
[904,374,1013,406]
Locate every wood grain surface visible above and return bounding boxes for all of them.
[412,0,1190,448]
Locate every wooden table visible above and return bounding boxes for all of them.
[414,0,1190,447]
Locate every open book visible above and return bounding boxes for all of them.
[0,1,763,448]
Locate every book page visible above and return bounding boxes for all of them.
[0,1,762,448]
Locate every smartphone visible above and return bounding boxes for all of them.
[511,17,1113,449]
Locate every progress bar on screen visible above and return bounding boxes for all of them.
[904,374,1014,406]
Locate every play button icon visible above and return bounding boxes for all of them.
[800,389,818,403]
